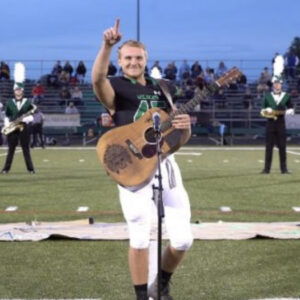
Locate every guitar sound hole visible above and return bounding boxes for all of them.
[142,144,157,158]
[144,127,156,143]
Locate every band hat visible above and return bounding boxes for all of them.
[13,62,26,90]
[272,54,284,84]
[272,75,283,83]
[13,82,25,90]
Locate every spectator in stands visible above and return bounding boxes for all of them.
[69,75,79,86]
[52,60,63,76]
[31,109,45,148]
[256,67,272,98]
[164,61,177,81]
[191,60,203,79]
[284,51,299,80]
[203,67,215,83]
[63,61,74,76]
[150,60,163,75]
[70,85,83,106]
[243,87,253,109]
[297,77,300,92]
[108,61,118,76]
[237,73,247,89]
[58,70,70,86]
[194,76,210,109]
[75,60,87,84]
[0,61,10,80]
[216,61,228,78]
[179,60,190,81]
[59,86,71,106]
[214,88,227,108]
[65,101,79,114]
[47,60,62,88]
[183,84,194,100]
[31,81,45,104]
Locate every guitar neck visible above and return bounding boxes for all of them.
[160,67,242,132]
[161,83,219,132]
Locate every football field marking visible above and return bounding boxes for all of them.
[220,206,232,212]
[5,206,18,212]
[0,299,102,300]
[287,150,300,156]
[77,206,89,212]
[175,152,202,156]
[3,146,300,151]
[0,150,22,157]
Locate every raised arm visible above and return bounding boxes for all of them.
[92,18,122,114]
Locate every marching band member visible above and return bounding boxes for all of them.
[1,63,35,174]
[260,75,294,174]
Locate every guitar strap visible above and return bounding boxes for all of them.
[157,79,175,110]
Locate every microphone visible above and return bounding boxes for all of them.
[152,112,161,133]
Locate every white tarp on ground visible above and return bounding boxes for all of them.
[1,219,300,241]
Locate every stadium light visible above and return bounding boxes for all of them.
[137,0,140,41]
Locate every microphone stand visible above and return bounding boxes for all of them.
[152,127,164,300]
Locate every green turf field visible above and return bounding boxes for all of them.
[0,146,300,300]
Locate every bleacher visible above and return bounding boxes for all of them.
[1,65,300,146]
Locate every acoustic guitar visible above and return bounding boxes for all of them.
[97,67,243,189]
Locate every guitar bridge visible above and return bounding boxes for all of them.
[126,139,143,159]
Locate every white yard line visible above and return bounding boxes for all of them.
[4,146,298,151]
[0,150,22,157]
[175,152,202,156]
[0,299,102,300]
[287,150,300,156]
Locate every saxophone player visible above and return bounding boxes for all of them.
[1,63,35,174]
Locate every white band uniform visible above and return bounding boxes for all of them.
[118,154,194,250]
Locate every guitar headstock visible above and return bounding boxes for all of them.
[215,67,243,88]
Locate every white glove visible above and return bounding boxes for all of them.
[22,115,34,124]
[285,108,295,116]
[4,117,10,127]
[265,107,273,113]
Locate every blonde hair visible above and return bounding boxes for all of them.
[117,40,147,59]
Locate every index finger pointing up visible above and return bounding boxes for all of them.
[114,18,120,34]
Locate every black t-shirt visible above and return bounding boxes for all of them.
[108,76,174,126]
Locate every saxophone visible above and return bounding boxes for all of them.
[260,109,285,120]
[1,104,37,135]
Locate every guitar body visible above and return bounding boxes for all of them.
[97,107,190,189]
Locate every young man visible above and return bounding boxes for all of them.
[1,64,35,174]
[92,19,193,300]
[260,77,294,174]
